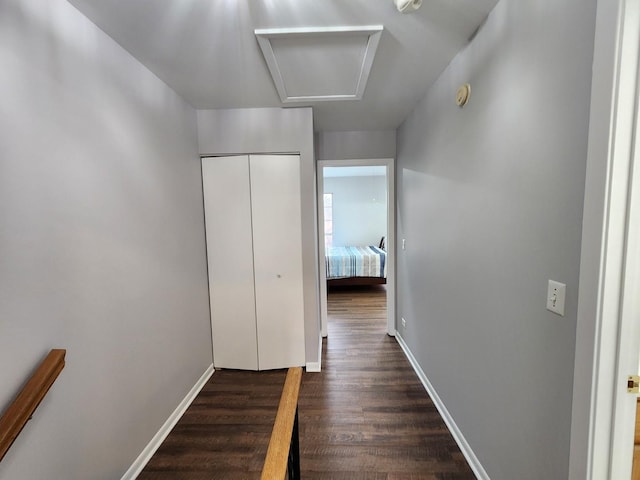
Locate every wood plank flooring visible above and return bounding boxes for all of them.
[138,369,285,479]
[138,286,474,479]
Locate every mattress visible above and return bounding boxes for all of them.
[325,245,386,279]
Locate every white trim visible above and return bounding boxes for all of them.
[305,362,321,373]
[317,158,396,337]
[255,25,385,37]
[306,335,323,372]
[255,26,383,103]
[121,364,215,480]
[395,334,489,480]
[318,177,329,338]
[569,0,640,478]
[607,1,640,477]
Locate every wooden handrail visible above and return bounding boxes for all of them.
[0,349,66,462]
[261,367,303,480]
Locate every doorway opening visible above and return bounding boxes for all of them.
[317,159,396,339]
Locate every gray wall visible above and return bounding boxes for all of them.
[197,108,320,365]
[0,0,212,478]
[316,130,396,160]
[395,0,596,478]
[324,176,387,247]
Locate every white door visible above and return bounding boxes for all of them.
[570,1,640,477]
[202,154,305,371]
[607,15,640,474]
[250,155,306,370]
[202,156,258,370]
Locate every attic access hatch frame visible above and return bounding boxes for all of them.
[255,25,383,103]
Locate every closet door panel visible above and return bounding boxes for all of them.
[250,155,305,370]
[202,156,258,370]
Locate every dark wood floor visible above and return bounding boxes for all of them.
[139,286,474,479]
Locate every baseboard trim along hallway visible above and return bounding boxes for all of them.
[120,364,215,480]
[305,335,323,372]
[395,334,490,480]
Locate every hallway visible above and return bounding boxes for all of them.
[139,286,474,479]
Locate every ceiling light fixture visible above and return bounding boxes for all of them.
[394,0,422,13]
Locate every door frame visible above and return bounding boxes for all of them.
[609,70,640,478]
[568,0,640,477]
[317,158,396,338]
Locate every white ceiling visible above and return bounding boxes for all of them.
[67,0,498,132]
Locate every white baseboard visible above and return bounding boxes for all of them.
[305,361,321,372]
[121,364,215,480]
[395,334,489,480]
[306,335,323,372]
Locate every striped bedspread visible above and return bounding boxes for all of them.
[325,246,387,279]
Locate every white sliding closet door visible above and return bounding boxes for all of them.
[202,156,258,370]
[249,155,305,370]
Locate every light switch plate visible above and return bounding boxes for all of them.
[546,280,566,316]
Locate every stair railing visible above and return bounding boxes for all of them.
[0,349,66,462]
[261,366,303,480]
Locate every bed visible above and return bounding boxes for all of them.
[325,244,387,287]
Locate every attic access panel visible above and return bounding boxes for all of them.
[255,26,383,103]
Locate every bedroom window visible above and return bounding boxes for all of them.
[323,193,333,247]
